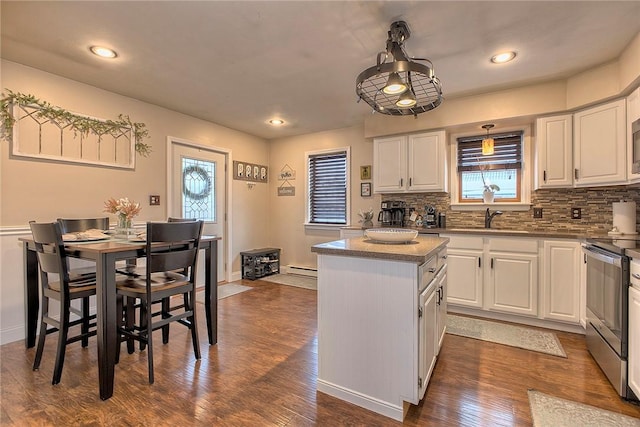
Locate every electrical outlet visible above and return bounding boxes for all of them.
[571,207,582,219]
[149,195,160,206]
[533,208,543,219]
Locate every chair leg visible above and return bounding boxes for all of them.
[145,300,154,384]
[139,301,147,352]
[81,297,90,348]
[32,297,49,371]
[125,297,135,354]
[52,300,71,385]
[186,291,201,360]
[162,298,170,344]
[116,295,123,364]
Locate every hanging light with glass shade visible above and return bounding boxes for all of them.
[482,124,495,155]
[356,21,443,117]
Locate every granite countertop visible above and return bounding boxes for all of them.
[341,226,607,240]
[628,249,640,260]
[311,235,449,264]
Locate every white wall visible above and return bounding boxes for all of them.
[0,60,271,344]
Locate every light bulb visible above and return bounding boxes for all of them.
[395,90,416,108]
[383,73,407,95]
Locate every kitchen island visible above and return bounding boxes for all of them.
[311,235,448,421]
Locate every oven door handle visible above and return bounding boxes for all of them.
[582,245,622,267]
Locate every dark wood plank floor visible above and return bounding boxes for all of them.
[2,279,640,426]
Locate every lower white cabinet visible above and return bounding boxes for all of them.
[436,265,448,350]
[443,235,484,308]
[629,259,640,398]
[418,279,438,400]
[541,240,582,323]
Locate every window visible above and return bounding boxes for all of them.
[456,131,524,203]
[306,148,349,225]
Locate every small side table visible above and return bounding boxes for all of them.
[241,248,281,280]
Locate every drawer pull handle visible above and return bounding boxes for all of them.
[428,267,436,273]
[633,273,640,280]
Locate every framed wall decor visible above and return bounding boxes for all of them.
[233,160,268,182]
[361,182,372,197]
[360,165,371,180]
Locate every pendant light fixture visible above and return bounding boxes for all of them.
[356,21,443,116]
[482,124,495,156]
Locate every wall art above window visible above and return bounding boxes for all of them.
[1,90,150,169]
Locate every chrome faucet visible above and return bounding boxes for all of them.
[485,208,503,228]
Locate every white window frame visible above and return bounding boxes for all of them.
[304,146,351,230]
[449,124,532,211]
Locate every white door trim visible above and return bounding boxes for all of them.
[166,136,232,283]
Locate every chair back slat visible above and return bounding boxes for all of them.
[29,221,71,287]
[145,221,203,285]
[167,217,197,223]
[58,217,109,233]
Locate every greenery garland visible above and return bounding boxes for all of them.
[0,89,151,156]
[182,165,212,200]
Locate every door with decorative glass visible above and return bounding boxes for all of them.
[170,141,226,283]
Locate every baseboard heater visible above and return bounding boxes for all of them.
[286,265,318,278]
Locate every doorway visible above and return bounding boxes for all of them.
[169,138,228,284]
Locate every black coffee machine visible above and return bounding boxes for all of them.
[378,200,406,227]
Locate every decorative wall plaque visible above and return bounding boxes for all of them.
[233,160,268,182]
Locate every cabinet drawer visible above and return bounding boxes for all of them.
[488,237,538,253]
[419,256,438,292]
[632,260,640,288]
[441,235,483,250]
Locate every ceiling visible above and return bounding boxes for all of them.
[2,1,640,140]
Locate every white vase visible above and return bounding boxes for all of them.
[483,190,495,204]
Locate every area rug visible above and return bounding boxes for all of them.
[528,390,640,426]
[446,314,567,358]
[196,283,252,303]
[261,274,317,290]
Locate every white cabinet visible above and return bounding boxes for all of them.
[627,87,640,184]
[630,259,640,398]
[373,130,447,193]
[418,279,438,400]
[574,99,627,186]
[443,235,483,308]
[541,240,581,324]
[535,114,573,188]
[435,265,448,350]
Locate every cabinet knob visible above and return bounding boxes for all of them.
[574,168,579,180]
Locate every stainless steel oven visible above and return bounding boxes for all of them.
[583,238,636,400]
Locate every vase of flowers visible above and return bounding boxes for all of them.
[104,197,141,239]
[480,168,500,204]
[358,208,374,228]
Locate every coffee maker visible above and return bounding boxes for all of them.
[378,200,406,227]
[424,205,438,228]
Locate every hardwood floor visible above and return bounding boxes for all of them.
[2,279,640,426]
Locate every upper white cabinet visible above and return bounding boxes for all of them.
[535,114,573,188]
[373,130,447,193]
[574,99,627,186]
[627,87,640,184]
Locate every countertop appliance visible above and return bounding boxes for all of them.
[583,236,640,401]
[378,200,406,227]
[424,205,438,228]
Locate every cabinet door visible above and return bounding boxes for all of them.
[446,249,483,308]
[629,286,640,398]
[535,115,573,188]
[418,284,438,400]
[408,131,447,192]
[628,88,640,184]
[486,252,538,316]
[574,99,627,186]
[436,266,447,352]
[542,240,581,323]
[373,135,406,193]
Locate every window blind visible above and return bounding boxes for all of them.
[308,151,347,224]
[457,131,523,172]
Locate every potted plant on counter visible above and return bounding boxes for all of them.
[480,169,500,204]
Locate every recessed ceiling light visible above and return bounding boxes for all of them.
[491,51,516,64]
[269,119,285,126]
[90,46,117,59]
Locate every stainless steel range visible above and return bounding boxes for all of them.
[583,236,640,401]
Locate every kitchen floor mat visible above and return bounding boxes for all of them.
[260,274,317,290]
[446,314,567,358]
[196,283,252,303]
[528,390,640,426]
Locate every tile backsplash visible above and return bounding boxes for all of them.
[386,185,640,234]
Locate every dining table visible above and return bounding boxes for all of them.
[21,234,221,400]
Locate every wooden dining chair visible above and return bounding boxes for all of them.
[116,220,204,384]
[29,221,97,385]
[57,217,111,278]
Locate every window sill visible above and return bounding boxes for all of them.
[450,203,531,212]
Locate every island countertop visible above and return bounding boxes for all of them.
[311,235,449,264]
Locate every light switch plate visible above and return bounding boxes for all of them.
[149,195,160,206]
